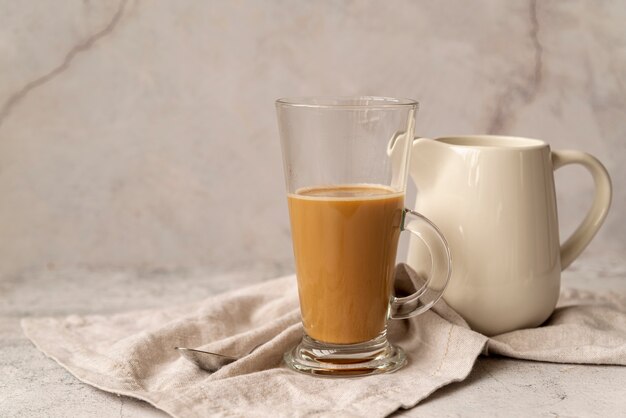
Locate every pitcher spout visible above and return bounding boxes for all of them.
[408,137,444,189]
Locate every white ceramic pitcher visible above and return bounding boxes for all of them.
[405,135,612,336]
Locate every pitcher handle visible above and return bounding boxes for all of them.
[551,150,612,269]
[390,209,452,319]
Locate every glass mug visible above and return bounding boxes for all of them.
[276,97,452,376]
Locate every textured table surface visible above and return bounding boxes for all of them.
[1,257,625,417]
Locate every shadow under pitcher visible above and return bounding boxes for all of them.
[276,97,452,377]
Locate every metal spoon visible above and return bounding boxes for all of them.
[175,343,262,372]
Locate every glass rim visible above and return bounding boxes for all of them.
[275,96,419,109]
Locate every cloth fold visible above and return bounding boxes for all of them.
[21,270,626,418]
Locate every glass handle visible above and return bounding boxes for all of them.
[390,209,452,319]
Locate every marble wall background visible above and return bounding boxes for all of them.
[0,0,624,279]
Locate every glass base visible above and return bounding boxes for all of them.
[284,334,407,377]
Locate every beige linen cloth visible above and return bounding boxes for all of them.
[22,268,626,418]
